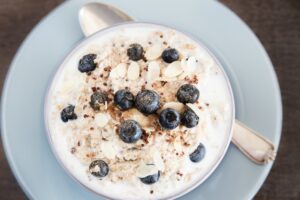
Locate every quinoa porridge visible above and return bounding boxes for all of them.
[46,24,234,200]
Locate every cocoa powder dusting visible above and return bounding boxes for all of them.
[160,81,167,86]
[86,152,96,158]
[141,131,149,144]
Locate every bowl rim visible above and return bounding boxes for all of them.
[44,21,235,200]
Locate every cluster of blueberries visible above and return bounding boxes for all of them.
[59,43,205,184]
[115,85,200,142]
[77,43,180,73]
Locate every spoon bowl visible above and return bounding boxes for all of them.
[79,2,133,37]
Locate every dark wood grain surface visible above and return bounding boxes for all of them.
[0,0,299,199]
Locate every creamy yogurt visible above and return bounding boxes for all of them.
[46,23,234,200]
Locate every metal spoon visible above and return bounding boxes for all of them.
[78,2,276,164]
[79,2,133,36]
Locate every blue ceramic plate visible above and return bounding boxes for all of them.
[1,0,282,199]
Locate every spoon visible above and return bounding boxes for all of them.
[78,2,276,164]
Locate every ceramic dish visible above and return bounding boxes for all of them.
[44,22,235,200]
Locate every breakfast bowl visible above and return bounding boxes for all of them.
[44,22,235,200]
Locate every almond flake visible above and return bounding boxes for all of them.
[136,161,159,178]
[127,62,140,80]
[159,102,185,113]
[145,44,163,60]
[101,141,117,159]
[178,72,188,80]
[146,61,160,82]
[116,63,127,77]
[122,108,151,127]
[95,113,109,127]
[109,67,119,78]
[164,61,183,77]
[143,127,156,133]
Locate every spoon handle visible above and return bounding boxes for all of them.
[232,120,276,164]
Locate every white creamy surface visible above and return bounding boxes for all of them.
[46,24,233,200]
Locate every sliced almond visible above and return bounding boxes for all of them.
[164,61,183,78]
[145,44,163,60]
[182,56,197,74]
[187,103,201,118]
[178,72,188,80]
[122,108,152,127]
[146,61,160,82]
[159,102,185,113]
[127,62,140,80]
[136,160,159,178]
[116,63,127,77]
[95,113,109,127]
[109,67,119,78]
[143,127,156,133]
[101,141,117,159]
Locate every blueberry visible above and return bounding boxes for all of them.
[119,120,143,143]
[89,160,109,177]
[90,91,108,111]
[159,108,180,130]
[114,89,135,110]
[135,90,160,115]
[176,84,200,104]
[78,54,97,73]
[60,105,77,122]
[189,143,206,163]
[140,171,160,184]
[161,48,179,63]
[181,108,199,128]
[127,43,144,61]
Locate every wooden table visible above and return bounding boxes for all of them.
[0,0,299,199]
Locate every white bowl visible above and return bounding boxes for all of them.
[44,22,235,200]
